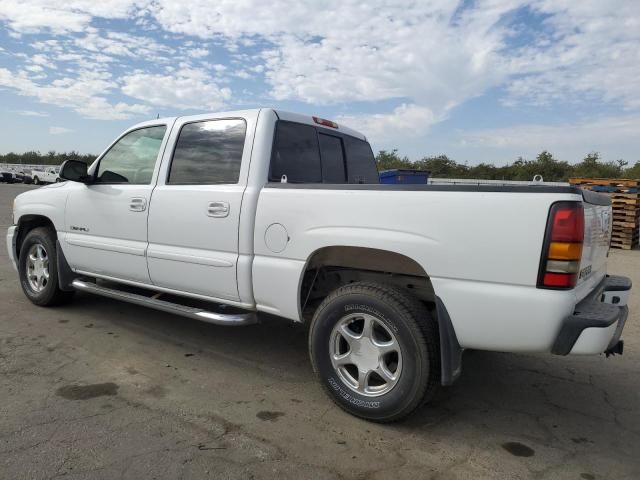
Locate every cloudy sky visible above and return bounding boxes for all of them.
[0,0,639,164]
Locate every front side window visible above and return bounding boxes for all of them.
[168,119,246,184]
[95,125,166,184]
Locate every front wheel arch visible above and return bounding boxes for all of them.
[15,215,57,261]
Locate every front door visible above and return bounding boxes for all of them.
[63,124,169,283]
[147,116,250,301]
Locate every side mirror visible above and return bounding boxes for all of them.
[59,160,91,184]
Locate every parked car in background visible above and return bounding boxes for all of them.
[6,108,631,422]
[1,170,19,183]
[21,171,33,184]
[31,167,60,185]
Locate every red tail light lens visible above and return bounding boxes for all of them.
[542,272,578,288]
[550,205,584,242]
[538,202,584,289]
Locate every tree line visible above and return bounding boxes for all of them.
[0,151,96,167]
[376,150,640,181]
[2,149,639,181]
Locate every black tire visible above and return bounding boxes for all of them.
[33,176,40,185]
[309,282,440,422]
[18,227,74,306]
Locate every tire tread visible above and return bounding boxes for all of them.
[309,281,440,423]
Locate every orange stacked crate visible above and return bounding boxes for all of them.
[569,178,640,250]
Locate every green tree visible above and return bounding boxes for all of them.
[571,152,624,179]
[624,161,640,179]
[375,149,413,171]
[414,155,469,177]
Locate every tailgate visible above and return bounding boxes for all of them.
[577,196,612,292]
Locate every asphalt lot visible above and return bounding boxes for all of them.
[1,183,639,480]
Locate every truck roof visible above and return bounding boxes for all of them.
[128,108,367,142]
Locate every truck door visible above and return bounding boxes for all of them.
[62,124,170,283]
[146,113,255,301]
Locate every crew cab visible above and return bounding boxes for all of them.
[6,109,631,422]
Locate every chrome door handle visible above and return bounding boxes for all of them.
[207,201,230,218]
[129,197,147,212]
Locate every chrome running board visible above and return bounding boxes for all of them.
[71,279,258,326]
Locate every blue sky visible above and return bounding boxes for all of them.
[1,1,639,165]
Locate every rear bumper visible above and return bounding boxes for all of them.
[6,225,17,271]
[552,275,631,355]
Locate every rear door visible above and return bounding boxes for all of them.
[147,113,256,301]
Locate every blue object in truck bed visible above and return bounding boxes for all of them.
[379,169,431,184]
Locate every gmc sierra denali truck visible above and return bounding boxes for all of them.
[6,108,632,422]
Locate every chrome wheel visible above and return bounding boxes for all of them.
[330,313,403,397]
[26,243,50,292]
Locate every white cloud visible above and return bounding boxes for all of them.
[49,126,72,134]
[145,0,640,135]
[338,104,438,142]
[186,47,209,59]
[0,0,140,34]
[0,0,639,145]
[121,69,231,110]
[503,1,640,110]
[15,110,49,117]
[0,67,149,120]
[74,31,171,60]
[460,115,640,160]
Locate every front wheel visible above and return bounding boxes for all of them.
[18,227,74,306]
[309,282,440,422]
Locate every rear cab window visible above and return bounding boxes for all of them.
[269,120,378,184]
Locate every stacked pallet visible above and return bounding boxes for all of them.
[569,178,640,250]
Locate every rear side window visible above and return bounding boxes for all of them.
[319,134,346,183]
[168,119,246,184]
[344,136,378,184]
[269,122,321,183]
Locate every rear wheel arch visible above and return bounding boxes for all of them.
[299,245,463,386]
[299,246,434,318]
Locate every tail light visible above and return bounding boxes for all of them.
[537,202,584,289]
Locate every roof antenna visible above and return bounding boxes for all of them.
[156,113,160,119]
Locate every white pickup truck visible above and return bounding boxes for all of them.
[31,166,60,185]
[7,109,632,422]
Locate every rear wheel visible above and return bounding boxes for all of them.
[33,176,40,185]
[309,282,440,422]
[18,227,74,306]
